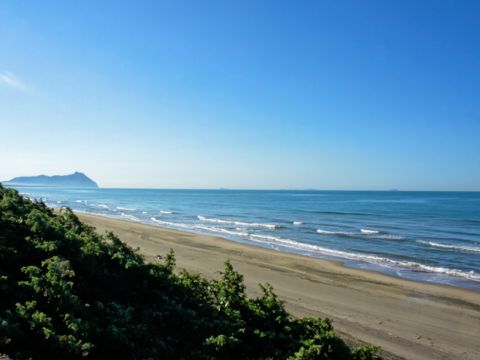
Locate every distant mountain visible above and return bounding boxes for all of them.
[4,172,98,188]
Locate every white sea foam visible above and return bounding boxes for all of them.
[151,217,179,226]
[195,225,249,237]
[197,215,279,229]
[361,229,380,235]
[147,217,480,282]
[417,240,480,254]
[317,229,353,236]
[250,234,282,241]
[372,234,405,240]
[248,235,480,282]
[150,217,192,230]
[117,206,136,211]
[150,217,247,237]
[160,210,173,214]
[293,221,303,225]
[317,228,404,240]
[120,212,140,222]
[97,204,110,209]
[152,216,250,239]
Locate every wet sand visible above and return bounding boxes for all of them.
[79,213,480,360]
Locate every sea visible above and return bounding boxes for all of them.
[13,187,480,291]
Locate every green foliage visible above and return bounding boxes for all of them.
[352,344,382,360]
[0,184,381,359]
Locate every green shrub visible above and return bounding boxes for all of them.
[0,184,380,359]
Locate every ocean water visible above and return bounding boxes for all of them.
[13,187,480,291]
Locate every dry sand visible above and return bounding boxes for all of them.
[79,213,480,360]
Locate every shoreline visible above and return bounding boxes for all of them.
[78,212,480,360]
[78,209,480,292]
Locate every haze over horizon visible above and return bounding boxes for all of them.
[1,1,479,190]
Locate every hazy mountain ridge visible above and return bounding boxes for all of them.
[4,171,98,188]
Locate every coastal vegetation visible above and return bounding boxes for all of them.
[0,184,380,359]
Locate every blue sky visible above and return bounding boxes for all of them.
[0,1,479,189]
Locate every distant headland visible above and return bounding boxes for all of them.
[3,172,98,188]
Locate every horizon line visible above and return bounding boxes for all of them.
[4,183,479,192]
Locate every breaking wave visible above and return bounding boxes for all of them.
[117,206,136,211]
[317,229,353,236]
[120,212,140,222]
[150,217,193,230]
[372,234,405,240]
[150,218,249,237]
[195,225,249,237]
[317,228,404,240]
[361,229,380,235]
[247,235,480,282]
[197,215,279,229]
[417,240,480,254]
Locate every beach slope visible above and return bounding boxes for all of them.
[79,213,480,360]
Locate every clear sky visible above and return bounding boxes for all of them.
[1,1,479,190]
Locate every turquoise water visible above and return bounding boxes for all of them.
[14,187,480,291]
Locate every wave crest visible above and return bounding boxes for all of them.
[317,229,353,236]
[317,228,404,240]
[197,215,279,229]
[117,206,136,211]
[417,240,480,254]
[361,229,380,235]
[120,212,140,222]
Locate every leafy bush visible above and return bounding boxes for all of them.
[0,184,380,359]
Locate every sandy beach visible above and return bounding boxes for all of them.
[78,213,480,360]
